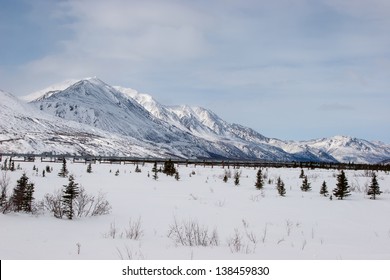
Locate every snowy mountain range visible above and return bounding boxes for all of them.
[1,77,389,163]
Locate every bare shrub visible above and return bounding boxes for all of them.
[350,179,362,193]
[104,221,119,239]
[301,239,307,251]
[43,191,64,219]
[104,218,144,240]
[124,217,143,240]
[227,228,243,253]
[168,217,219,247]
[0,171,10,213]
[286,219,293,236]
[261,224,268,243]
[74,187,111,217]
[43,187,111,219]
[116,246,145,260]
[227,221,259,254]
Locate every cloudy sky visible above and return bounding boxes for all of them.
[1,0,389,143]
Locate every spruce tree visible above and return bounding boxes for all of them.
[12,173,28,212]
[223,173,228,183]
[11,173,34,212]
[152,162,158,173]
[62,175,79,220]
[174,171,180,181]
[152,162,159,180]
[299,169,305,179]
[333,170,350,200]
[86,163,92,173]
[24,181,35,213]
[10,161,15,172]
[367,172,382,200]
[234,171,240,186]
[163,159,176,176]
[0,186,6,208]
[320,181,328,196]
[255,168,264,190]
[276,176,286,197]
[58,158,69,177]
[300,175,311,192]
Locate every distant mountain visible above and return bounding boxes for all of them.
[290,136,390,164]
[1,77,388,163]
[116,85,390,164]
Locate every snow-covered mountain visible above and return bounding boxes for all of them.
[115,86,269,143]
[26,78,296,161]
[0,89,173,157]
[291,136,390,164]
[113,87,347,162]
[1,78,389,163]
[115,85,390,164]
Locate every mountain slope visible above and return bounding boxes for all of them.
[114,86,390,163]
[114,87,340,162]
[0,89,179,157]
[300,136,390,163]
[3,78,387,163]
[28,78,297,161]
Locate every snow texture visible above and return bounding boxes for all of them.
[0,159,389,259]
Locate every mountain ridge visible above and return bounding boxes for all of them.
[1,78,388,163]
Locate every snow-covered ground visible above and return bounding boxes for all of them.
[1,158,389,260]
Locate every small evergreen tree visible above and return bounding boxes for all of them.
[135,164,141,173]
[320,181,328,196]
[333,170,350,200]
[223,173,228,183]
[115,169,119,176]
[46,165,51,173]
[255,168,264,190]
[152,162,158,173]
[152,163,159,180]
[62,175,79,220]
[42,170,46,177]
[276,176,286,197]
[0,186,7,208]
[9,161,15,172]
[11,173,34,212]
[174,171,180,181]
[58,158,69,177]
[11,173,28,212]
[367,172,382,200]
[300,175,311,192]
[163,159,176,176]
[234,171,240,186]
[299,169,305,179]
[86,163,92,173]
[24,181,35,213]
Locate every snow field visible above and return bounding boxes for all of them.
[1,159,390,260]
